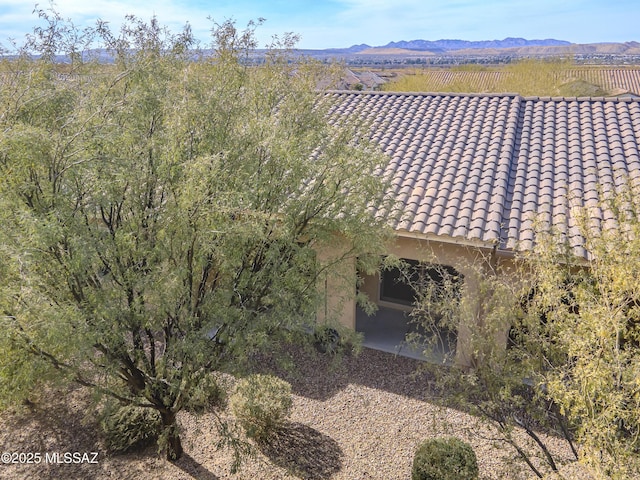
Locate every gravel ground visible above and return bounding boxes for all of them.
[0,346,592,480]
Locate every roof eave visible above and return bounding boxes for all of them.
[394,230,500,250]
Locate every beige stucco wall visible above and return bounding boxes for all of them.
[316,232,525,366]
[357,234,522,366]
[315,241,357,330]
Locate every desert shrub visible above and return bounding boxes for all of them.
[99,404,162,454]
[312,323,364,356]
[412,437,479,480]
[229,374,292,442]
[313,325,341,354]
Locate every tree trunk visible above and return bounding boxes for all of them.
[160,410,183,461]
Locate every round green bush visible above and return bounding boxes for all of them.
[99,404,162,454]
[412,437,479,480]
[229,374,292,442]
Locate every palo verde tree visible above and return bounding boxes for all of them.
[406,254,578,479]
[0,12,391,461]
[385,57,608,97]
[409,186,640,478]
[524,186,640,479]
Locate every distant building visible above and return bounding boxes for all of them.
[329,69,387,91]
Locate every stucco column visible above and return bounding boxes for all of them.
[315,240,357,329]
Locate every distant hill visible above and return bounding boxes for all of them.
[310,38,571,54]
[300,39,640,58]
[382,37,571,51]
[447,41,640,56]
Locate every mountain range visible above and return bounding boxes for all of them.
[317,37,571,54]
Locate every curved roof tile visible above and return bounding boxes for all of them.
[327,91,640,257]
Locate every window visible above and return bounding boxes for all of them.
[380,259,462,306]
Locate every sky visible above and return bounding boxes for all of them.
[0,1,638,50]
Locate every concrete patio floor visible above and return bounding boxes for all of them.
[355,305,454,363]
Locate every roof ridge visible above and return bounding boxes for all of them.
[324,90,640,103]
[324,89,521,99]
[521,95,639,102]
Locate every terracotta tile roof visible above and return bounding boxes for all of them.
[327,91,640,257]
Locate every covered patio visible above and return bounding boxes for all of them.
[355,305,455,363]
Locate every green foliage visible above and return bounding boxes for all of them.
[526,185,640,479]
[229,374,293,442]
[313,323,362,355]
[404,261,464,357]
[408,254,576,478]
[182,373,228,413]
[557,79,608,97]
[411,437,479,480]
[99,404,162,454]
[313,324,342,354]
[384,58,613,97]
[410,185,640,478]
[501,58,575,96]
[0,10,391,460]
[383,70,453,93]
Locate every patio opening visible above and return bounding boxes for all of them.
[356,259,463,363]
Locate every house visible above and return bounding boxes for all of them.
[352,70,386,90]
[322,91,640,363]
[324,69,387,91]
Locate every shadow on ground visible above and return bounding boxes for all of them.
[250,342,436,402]
[175,453,220,480]
[0,387,102,480]
[257,422,343,480]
